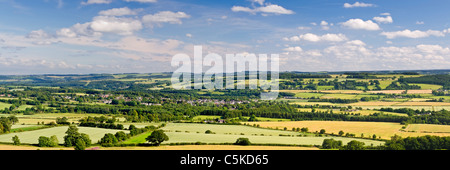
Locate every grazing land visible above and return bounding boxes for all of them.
[0,126,128,144]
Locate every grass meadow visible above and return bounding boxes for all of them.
[0,126,128,144]
[122,123,385,146]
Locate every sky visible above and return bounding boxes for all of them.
[0,0,449,74]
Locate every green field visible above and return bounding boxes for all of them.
[294,92,324,98]
[161,132,384,146]
[10,125,45,133]
[192,115,290,122]
[410,84,443,90]
[122,123,385,146]
[0,126,128,144]
[0,102,12,110]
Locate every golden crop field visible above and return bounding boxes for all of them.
[368,90,405,94]
[346,102,402,106]
[297,108,408,117]
[404,124,450,133]
[406,90,433,94]
[320,90,363,94]
[395,102,450,106]
[246,121,450,140]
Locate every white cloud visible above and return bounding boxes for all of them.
[346,40,366,46]
[257,4,295,15]
[231,2,294,16]
[324,43,372,60]
[57,16,143,37]
[283,46,303,52]
[343,2,375,8]
[124,0,157,3]
[284,42,450,71]
[375,45,450,64]
[56,28,77,38]
[57,22,103,38]
[81,0,112,5]
[58,11,190,38]
[231,6,254,13]
[380,29,445,39]
[90,16,143,35]
[444,28,450,34]
[416,21,425,25]
[380,13,391,16]
[297,26,311,30]
[285,33,348,42]
[251,0,265,5]
[373,15,393,24]
[186,33,192,38]
[26,30,60,45]
[26,30,52,39]
[99,7,140,16]
[416,44,450,54]
[142,11,190,27]
[320,20,330,30]
[340,19,380,31]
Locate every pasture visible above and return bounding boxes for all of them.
[123,123,385,146]
[7,113,117,125]
[0,126,128,144]
[0,102,12,110]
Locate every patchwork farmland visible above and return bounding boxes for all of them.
[0,71,449,150]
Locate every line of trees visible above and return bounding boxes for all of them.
[322,135,450,150]
[385,135,450,150]
[400,74,450,90]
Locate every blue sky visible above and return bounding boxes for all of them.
[0,0,449,74]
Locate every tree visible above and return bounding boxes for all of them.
[39,135,59,147]
[99,133,118,147]
[64,125,80,147]
[56,117,69,125]
[79,133,91,148]
[115,131,128,141]
[319,129,326,134]
[0,117,12,133]
[146,130,169,146]
[63,125,90,150]
[301,127,308,133]
[38,136,51,147]
[248,114,258,122]
[50,135,59,147]
[338,130,344,136]
[12,135,20,145]
[8,116,18,125]
[235,138,251,146]
[111,99,120,105]
[341,140,365,150]
[74,138,86,150]
[322,139,342,149]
